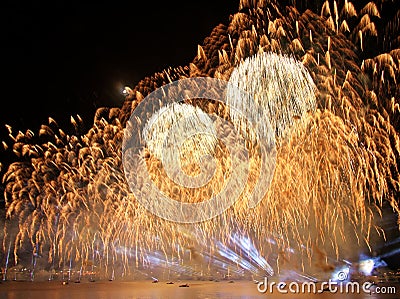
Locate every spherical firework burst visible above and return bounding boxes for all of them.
[142,102,217,169]
[227,52,316,140]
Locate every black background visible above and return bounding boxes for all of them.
[1,0,238,138]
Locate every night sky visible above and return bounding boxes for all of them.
[2,0,238,139]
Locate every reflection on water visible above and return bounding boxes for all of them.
[0,281,398,299]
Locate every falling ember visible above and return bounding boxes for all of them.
[1,0,400,283]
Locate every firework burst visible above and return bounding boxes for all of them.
[1,0,399,281]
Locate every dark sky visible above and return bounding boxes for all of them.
[1,0,238,139]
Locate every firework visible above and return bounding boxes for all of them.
[1,0,399,282]
[227,52,316,140]
[142,102,217,170]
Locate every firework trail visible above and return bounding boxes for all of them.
[0,0,399,281]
